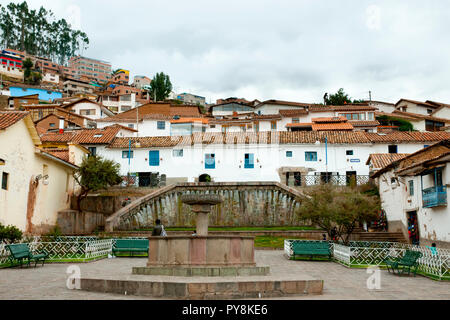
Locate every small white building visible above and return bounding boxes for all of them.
[63,98,115,120]
[369,140,450,248]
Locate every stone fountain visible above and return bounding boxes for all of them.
[135,193,262,272]
[80,192,324,299]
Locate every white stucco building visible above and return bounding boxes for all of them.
[95,131,449,187]
[0,111,86,234]
[369,140,450,248]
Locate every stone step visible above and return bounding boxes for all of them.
[357,232,407,243]
[80,277,323,299]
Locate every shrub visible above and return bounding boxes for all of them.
[0,223,23,243]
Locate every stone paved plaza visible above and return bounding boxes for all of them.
[0,250,448,300]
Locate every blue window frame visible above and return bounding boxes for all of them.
[205,154,215,169]
[157,121,165,130]
[122,151,134,159]
[286,151,293,158]
[305,152,317,162]
[149,150,160,166]
[244,153,254,169]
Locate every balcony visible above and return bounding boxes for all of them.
[422,186,447,208]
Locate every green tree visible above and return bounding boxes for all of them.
[296,185,380,244]
[74,155,122,211]
[324,88,352,105]
[0,1,89,64]
[324,88,365,105]
[376,115,414,131]
[22,57,33,79]
[149,72,173,102]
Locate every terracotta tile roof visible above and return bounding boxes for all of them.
[44,148,70,163]
[279,109,309,117]
[372,140,450,177]
[311,122,354,131]
[170,106,202,117]
[259,100,313,107]
[97,103,201,123]
[391,111,450,123]
[107,131,450,149]
[0,111,29,130]
[395,99,437,107]
[40,126,125,145]
[71,126,122,145]
[396,141,450,174]
[307,105,335,112]
[365,131,450,143]
[286,123,313,128]
[348,120,380,127]
[312,117,348,123]
[40,132,77,143]
[366,153,410,169]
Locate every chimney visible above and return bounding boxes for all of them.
[59,118,65,134]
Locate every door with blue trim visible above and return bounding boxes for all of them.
[149,150,160,166]
[205,154,215,169]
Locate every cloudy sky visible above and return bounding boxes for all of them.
[8,0,450,104]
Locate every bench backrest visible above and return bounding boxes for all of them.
[6,244,31,258]
[114,239,134,248]
[115,239,149,249]
[293,241,330,253]
[132,239,149,249]
[400,250,422,265]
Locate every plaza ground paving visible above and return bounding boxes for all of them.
[0,250,448,300]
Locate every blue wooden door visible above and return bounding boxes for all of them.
[205,154,215,169]
[149,150,160,166]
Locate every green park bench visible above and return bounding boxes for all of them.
[383,250,423,276]
[112,239,149,257]
[6,243,48,268]
[292,241,332,260]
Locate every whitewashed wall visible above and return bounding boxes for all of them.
[98,142,429,182]
[377,164,449,245]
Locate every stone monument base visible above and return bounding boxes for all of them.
[132,265,270,277]
[147,236,256,267]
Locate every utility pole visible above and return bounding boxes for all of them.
[369,91,372,102]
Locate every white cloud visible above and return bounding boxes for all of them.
[6,0,450,104]
[366,5,381,31]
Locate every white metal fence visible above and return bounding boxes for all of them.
[285,239,450,280]
[0,237,113,266]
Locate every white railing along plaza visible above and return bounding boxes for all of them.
[0,237,113,265]
[285,239,450,280]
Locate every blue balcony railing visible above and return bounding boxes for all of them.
[422,186,447,208]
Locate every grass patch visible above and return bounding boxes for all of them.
[254,236,306,249]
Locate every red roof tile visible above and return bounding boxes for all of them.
[0,111,29,130]
[366,153,410,169]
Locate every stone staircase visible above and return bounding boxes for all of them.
[356,231,407,243]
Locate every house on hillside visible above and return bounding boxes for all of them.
[370,140,450,248]
[96,103,202,136]
[0,111,86,234]
[61,98,115,120]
